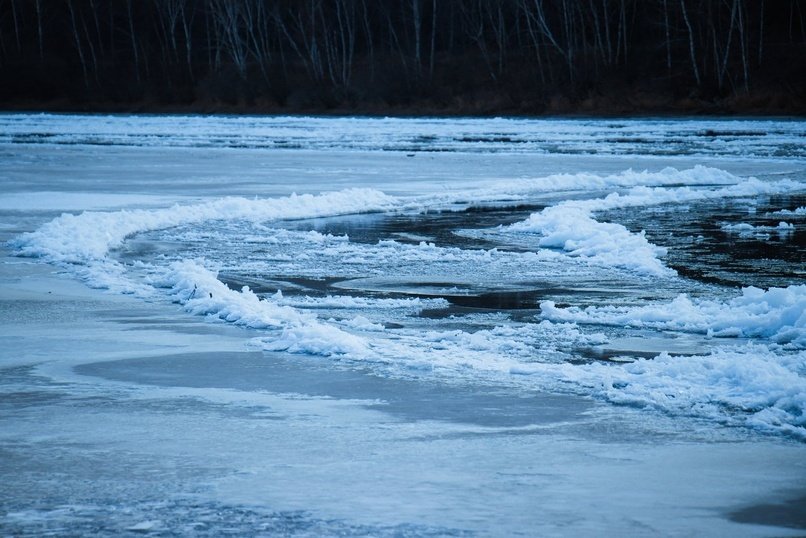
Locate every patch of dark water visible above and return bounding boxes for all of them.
[598,193,806,289]
[728,492,806,530]
[114,238,191,264]
[217,274,347,295]
[330,276,646,313]
[279,203,542,250]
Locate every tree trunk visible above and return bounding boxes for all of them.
[679,0,701,87]
[663,0,672,75]
[429,0,437,78]
[35,0,44,61]
[412,0,422,77]
[757,0,764,65]
[67,0,90,88]
[127,0,141,84]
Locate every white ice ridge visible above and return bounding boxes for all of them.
[510,205,670,275]
[157,260,370,356]
[415,165,741,208]
[503,175,805,275]
[513,344,806,440]
[540,285,806,348]
[479,164,739,196]
[10,188,399,263]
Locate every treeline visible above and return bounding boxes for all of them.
[1,0,805,114]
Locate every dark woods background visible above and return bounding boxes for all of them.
[1,0,804,114]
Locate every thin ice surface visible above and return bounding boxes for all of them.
[2,113,804,159]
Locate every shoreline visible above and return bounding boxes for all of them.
[2,96,804,119]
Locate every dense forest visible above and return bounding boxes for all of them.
[1,0,804,114]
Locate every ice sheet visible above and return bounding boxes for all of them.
[2,113,804,159]
[3,113,806,536]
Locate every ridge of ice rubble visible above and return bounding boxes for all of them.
[449,165,740,202]
[504,176,804,275]
[512,344,806,440]
[509,204,671,275]
[156,260,370,357]
[540,285,806,348]
[9,188,399,263]
[8,165,806,438]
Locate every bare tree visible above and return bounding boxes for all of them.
[34,0,44,61]
[242,0,273,84]
[211,0,248,78]
[66,0,89,87]
[737,0,749,92]
[428,0,437,78]
[9,0,21,53]
[757,0,764,64]
[126,0,141,83]
[275,1,325,82]
[411,0,422,77]
[662,0,672,74]
[361,0,375,80]
[679,0,701,86]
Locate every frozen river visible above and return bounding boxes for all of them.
[1,114,805,536]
